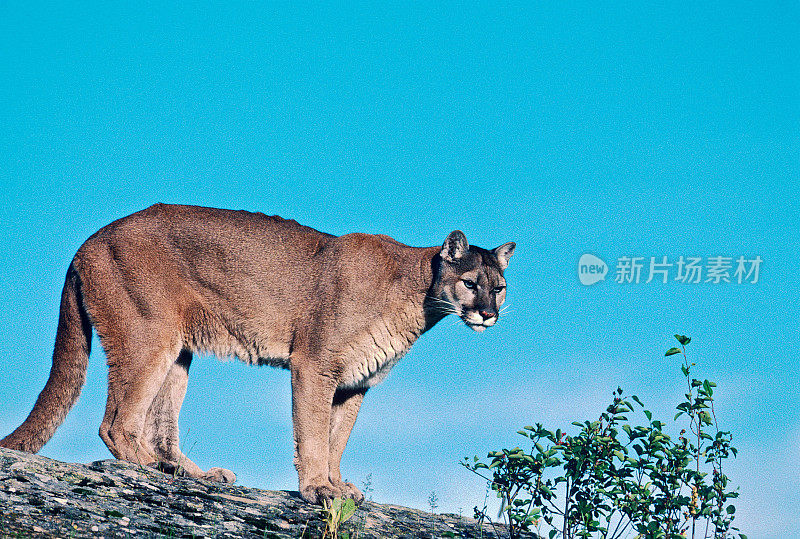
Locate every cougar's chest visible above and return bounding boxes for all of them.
[338,312,424,390]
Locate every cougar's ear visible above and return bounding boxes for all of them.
[493,242,516,270]
[441,230,469,263]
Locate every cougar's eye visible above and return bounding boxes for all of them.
[462,279,477,290]
[492,286,505,294]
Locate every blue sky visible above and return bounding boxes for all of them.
[1,2,798,537]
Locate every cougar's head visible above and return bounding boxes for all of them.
[429,230,515,332]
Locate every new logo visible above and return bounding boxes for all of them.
[578,254,608,286]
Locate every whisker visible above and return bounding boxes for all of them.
[425,296,460,318]
[431,306,457,313]
[425,296,457,308]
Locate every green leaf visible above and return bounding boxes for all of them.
[726,504,736,514]
[703,380,714,397]
[675,334,691,345]
[340,498,357,522]
[665,347,682,356]
[644,410,652,421]
[329,498,343,513]
[631,395,644,407]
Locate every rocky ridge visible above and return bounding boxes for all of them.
[0,447,510,538]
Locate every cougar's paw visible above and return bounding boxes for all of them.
[203,467,237,484]
[300,483,342,505]
[336,481,364,504]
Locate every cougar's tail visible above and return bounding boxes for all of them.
[1,262,92,453]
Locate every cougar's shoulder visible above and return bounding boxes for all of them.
[310,232,432,389]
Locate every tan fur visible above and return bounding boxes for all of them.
[1,204,514,504]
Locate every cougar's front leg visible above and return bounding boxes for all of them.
[291,361,340,505]
[329,388,366,502]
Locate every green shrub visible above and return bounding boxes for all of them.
[463,335,744,539]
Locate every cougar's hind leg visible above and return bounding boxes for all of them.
[98,329,181,468]
[143,349,236,483]
[142,349,195,474]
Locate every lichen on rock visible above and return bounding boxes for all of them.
[0,448,505,538]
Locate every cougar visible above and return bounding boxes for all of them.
[1,204,515,504]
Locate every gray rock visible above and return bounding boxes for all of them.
[0,447,512,538]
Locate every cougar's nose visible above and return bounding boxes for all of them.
[479,309,496,320]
